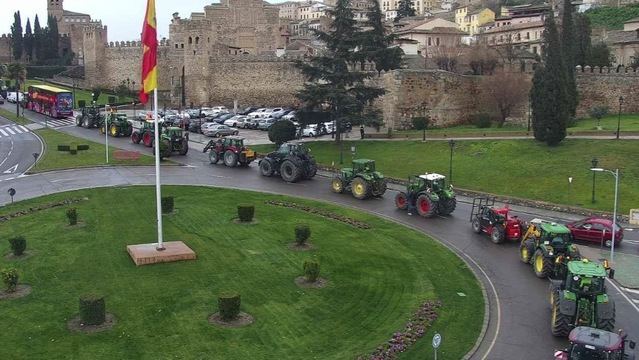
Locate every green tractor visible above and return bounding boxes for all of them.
[331,159,387,199]
[100,112,132,137]
[131,120,160,147]
[259,141,317,183]
[549,259,616,337]
[153,126,189,159]
[74,100,102,129]
[519,219,581,279]
[394,173,456,217]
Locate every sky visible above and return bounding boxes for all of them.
[1,0,293,41]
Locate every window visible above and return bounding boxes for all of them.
[526,32,530,39]
[428,37,432,46]
[181,43,184,49]
[188,37,192,45]
[195,37,200,44]
[436,37,440,46]
[532,46,537,54]
[175,44,178,49]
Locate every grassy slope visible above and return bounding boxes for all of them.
[32,129,155,172]
[0,107,32,125]
[255,139,638,213]
[585,4,639,30]
[0,186,483,360]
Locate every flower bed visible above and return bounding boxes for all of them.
[265,200,371,229]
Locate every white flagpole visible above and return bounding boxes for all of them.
[105,105,109,163]
[153,88,164,250]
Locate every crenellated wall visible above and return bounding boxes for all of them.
[575,65,639,117]
[0,34,12,63]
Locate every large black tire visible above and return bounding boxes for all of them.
[551,295,572,337]
[224,150,238,167]
[331,177,345,193]
[76,116,82,127]
[83,117,91,129]
[533,248,552,278]
[131,131,142,144]
[491,226,506,244]
[110,124,120,138]
[280,159,302,182]
[305,162,317,179]
[371,180,387,197]
[99,125,106,135]
[179,139,189,155]
[160,139,172,159]
[520,238,535,263]
[351,177,370,200]
[395,192,408,210]
[439,197,457,215]
[416,194,436,218]
[596,301,616,332]
[259,159,274,177]
[472,217,482,234]
[209,151,219,164]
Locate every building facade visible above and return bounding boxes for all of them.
[454,6,495,35]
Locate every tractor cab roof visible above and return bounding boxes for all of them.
[567,260,608,278]
[225,136,245,141]
[530,218,571,234]
[569,327,623,351]
[419,173,446,181]
[353,159,375,165]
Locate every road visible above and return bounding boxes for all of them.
[0,114,42,183]
[1,106,638,359]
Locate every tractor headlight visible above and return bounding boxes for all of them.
[548,251,553,256]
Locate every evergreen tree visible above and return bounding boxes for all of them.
[10,11,23,61]
[47,15,60,60]
[574,13,591,67]
[531,16,568,146]
[33,15,42,61]
[295,0,385,143]
[24,18,33,62]
[395,0,416,22]
[358,0,403,75]
[588,43,614,67]
[560,0,577,118]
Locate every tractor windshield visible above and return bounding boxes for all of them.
[430,179,444,192]
[569,344,612,360]
[566,276,605,295]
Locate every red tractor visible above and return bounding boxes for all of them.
[554,327,636,360]
[202,136,256,167]
[470,197,524,244]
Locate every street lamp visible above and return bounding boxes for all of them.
[589,167,619,263]
[616,96,623,140]
[448,139,456,183]
[591,157,598,203]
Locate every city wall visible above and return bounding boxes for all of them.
[0,35,12,63]
[575,65,639,117]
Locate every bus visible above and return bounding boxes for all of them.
[26,84,74,118]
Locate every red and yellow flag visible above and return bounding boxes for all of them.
[139,0,158,104]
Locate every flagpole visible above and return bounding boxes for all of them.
[153,88,164,250]
[105,105,109,163]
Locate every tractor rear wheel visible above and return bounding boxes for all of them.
[331,177,345,193]
[472,217,482,234]
[131,132,141,144]
[520,238,535,263]
[533,249,552,278]
[304,162,317,179]
[142,132,153,147]
[75,116,82,127]
[351,177,370,200]
[83,117,91,129]
[596,302,615,332]
[416,194,436,218]
[224,150,238,167]
[110,124,119,137]
[160,139,172,159]
[99,125,106,135]
[551,295,572,337]
[209,151,219,164]
[439,197,457,215]
[371,180,387,197]
[178,139,189,155]
[395,192,408,210]
[491,227,505,244]
[260,159,274,176]
[280,159,302,182]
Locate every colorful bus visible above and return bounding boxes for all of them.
[26,84,74,118]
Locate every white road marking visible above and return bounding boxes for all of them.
[0,129,7,136]
[625,288,639,295]
[18,125,29,132]
[3,164,18,174]
[5,127,15,135]
[607,279,639,314]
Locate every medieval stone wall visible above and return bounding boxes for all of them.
[575,65,639,117]
[0,35,12,63]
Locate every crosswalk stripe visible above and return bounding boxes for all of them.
[18,125,29,132]
[5,128,15,135]
[0,129,7,136]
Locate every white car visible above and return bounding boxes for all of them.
[248,108,268,118]
[6,92,24,103]
[323,122,335,134]
[302,124,318,137]
[282,110,297,121]
[224,115,248,128]
[202,106,228,117]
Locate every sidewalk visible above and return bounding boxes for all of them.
[579,245,639,289]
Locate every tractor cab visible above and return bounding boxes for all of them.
[225,136,246,149]
[164,127,185,141]
[352,159,376,173]
[554,327,636,360]
[420,173,447,192]
[471,197,524,243]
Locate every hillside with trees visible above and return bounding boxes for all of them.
[585,4,639,30]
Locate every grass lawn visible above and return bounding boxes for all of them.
[6,78,133,107]
[568,114,639,132]
[255,139,638,213]
[0,186,483,359]
[32,129,156,172]
[0,107,32,125]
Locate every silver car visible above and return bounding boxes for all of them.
[201,124,239,137]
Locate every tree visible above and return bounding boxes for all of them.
[561,0,578,118]
[531,16,568,146]
[24,18,33,62]
[268,120,297,146]
[47,15,60,60]
[589,43,614,67]
[395,0,416,22]
[10,11,23,61]
[429,46,464,72]
[358,0,403,75]
[589,105,609,128]
[33,15,42,61]
[574,13,592,66]
[295,0,385,144]
[483,71,529,127]
[411,116,429,141]
[468,45,498,75]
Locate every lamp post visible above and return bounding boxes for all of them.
[72,79,77,109]
[448,139,456,183]
[589,167,619,263]
[616,96,623,140]
[591,157,598,203]
[527,94,531,133]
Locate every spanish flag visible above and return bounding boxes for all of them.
[139,0,157,104]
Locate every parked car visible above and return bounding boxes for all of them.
[215,113,235,124]
[202,106,228,117]
[224,115,248,128]
[237,106,258,115]
[202,123,239,137]
[244,117,261,129]
[248,108,272,118]
[270,108,290,119]
[302,124,319,137]
[323,122,335,134]
[565,217,624,247]
[6,92,24,103]
[0,95,4,105]
[282,110,297,121]
[257,118,276,130]
[188,118,211,133]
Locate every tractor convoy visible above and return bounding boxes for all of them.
[394,173,456,217]
[331,159,387,199]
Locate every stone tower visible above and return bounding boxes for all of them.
[47,0,64,20]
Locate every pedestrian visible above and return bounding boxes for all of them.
[360,124,365,139]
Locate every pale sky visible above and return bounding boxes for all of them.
[1,0,293,41]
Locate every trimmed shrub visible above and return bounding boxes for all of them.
[295,224,311,245]
[66,208,78,225]
[8,236,27,256]
[1,268,19,293]
[69,149,78,155]
[303,260,320,282]
[161,196,174,214]
[79,294,106,325]
[218,293,241,321]
[77,144,90,151]
[268,120,297,146]
[472,113,492,128]
[57,145,71,152]
[237,204,255,222]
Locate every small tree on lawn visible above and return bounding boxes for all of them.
[411,116,429,141]
[483,71,529,127]
[268,120,296,146]
[1,268,19,293]
[589,106,609,129]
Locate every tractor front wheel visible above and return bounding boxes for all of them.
[209,151,219,164]
[224,150,238,167]
[371,180,387,197]
[179,139,189,155]
[280,159,302,183]
[551,295,572,337]
[439,197,457,215]
[99,125,106,135]
[416,194,436,218]
[472,217,482,234]
[76,116,82,127]
[395,192,408,210]
[259,159,274,176]
[142,132,153,147]
[131,132,141,144]
[491,226,505,244]
[351,177,370,200]
[110,124,119,137]
[520,239,535,263]
[533,249,552,278]
[331,177,345,193]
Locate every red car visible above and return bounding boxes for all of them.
[566,217,623,247]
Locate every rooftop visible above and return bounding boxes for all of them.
[625,17,639,24]
[63,9,91,17]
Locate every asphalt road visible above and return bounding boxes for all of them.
[1,108,638,359]
[0,115,42,182]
